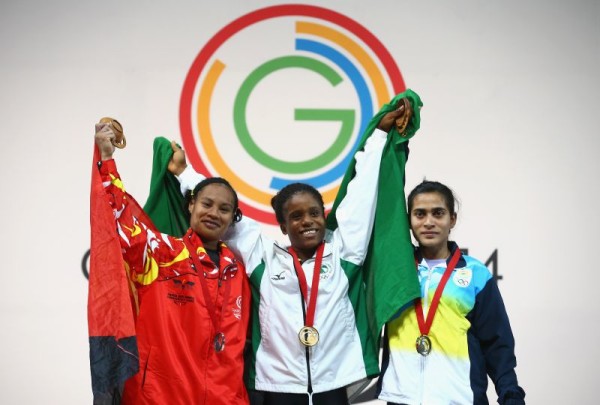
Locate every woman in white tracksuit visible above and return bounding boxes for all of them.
[173,108,406,405]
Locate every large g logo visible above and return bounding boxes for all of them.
[234,56,354,175]
[180,4,405,225]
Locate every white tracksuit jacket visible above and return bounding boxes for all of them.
[178,130,387,394]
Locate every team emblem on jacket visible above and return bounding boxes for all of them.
[453,268,472,287]
[167,279,196,306]
[319,263,333,280]
[233,295,242,320]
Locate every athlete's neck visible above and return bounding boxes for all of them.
[294,247,317,263]
[420,244,450,260]
[202,239,218,251]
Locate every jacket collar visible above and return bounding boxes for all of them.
[184,228,238,270]
[274,239,332,261]
[414,241,466,268]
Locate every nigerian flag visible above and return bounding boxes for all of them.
[327,89,423,346]
[143,137,189,237]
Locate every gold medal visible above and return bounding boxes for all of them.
[289,244,325,349]
[298,326,319,347]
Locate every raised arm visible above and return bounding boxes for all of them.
[165,141,207,196]
[334,107,406,265]
[168,146,266,275]
[94,124,178,286]
[95,122,117,161]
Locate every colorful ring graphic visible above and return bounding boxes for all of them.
[180,4,405,225]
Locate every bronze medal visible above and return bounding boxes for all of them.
[99,117,126,149]
[214,332,226,352]
[298,326,319,347]
[416,334,432,356]
[182,234,233,356]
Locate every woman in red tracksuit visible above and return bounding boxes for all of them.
[94,123,250,405]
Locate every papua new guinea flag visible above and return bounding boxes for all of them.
[88,145,139,404]
[326,90,423,350]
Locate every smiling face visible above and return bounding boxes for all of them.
[188,183,236,250]
[409,191,457,259]
[279,191,326,262]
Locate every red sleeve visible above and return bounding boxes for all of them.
[98,159,179,286]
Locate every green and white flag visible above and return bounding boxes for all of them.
[327,89,423,346]
[143,137,189,237]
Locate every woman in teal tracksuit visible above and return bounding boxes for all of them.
[378,180,526,405]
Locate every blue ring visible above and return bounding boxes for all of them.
[269,38,373,189]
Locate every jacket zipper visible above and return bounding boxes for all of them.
[297,257,314,401]
[419,354,426,403]
[419,264,432,404]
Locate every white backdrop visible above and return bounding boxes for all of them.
[1,0,598,403]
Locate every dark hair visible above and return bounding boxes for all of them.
[185,177,242,223]
[407,180,458,215]
[271,183,324,224]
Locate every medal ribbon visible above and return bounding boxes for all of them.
[415,247,462,336]
[288,243,325,328]
[183,232,232,339]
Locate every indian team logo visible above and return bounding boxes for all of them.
[180,4,405,225]
[453,268,472,288]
